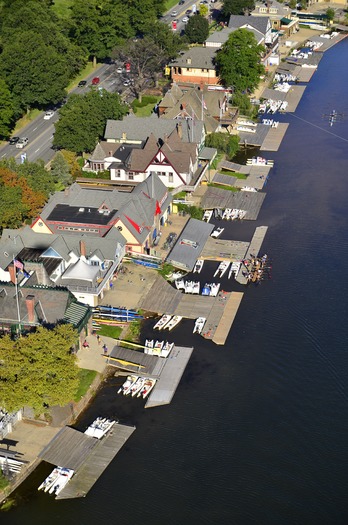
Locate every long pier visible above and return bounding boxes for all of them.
[236,226,268,284]
[201,291,244,345]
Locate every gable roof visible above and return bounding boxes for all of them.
[104,114,204,145]
[228,15,270,36]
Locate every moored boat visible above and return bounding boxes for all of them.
[209,283,220,297]
[123,375,139,395]
[211,227,224,238]
[202,210,213,222]
[139,378,156,399]
[213,261,229,278]
[165,315,182,331]
[84,417,115,439]
[175,279,185,291]
[193,317,206,334]
[161,341,174,357]
[153,314,172,330]
[192,282,200,295]
[193,259,204,273]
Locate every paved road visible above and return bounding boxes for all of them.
[0,1,216,165]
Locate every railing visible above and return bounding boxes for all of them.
[67,261,119,294]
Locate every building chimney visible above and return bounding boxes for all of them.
[80,240,86,257]
[109,151,113,156]
[122,132,127,141]
[177,122,183,139]
[25,294,35,323]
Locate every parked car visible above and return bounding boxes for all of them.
[91,77,100,85]
[182,16,189,22]
[8,136,20,145]
[116,66,123,73]
[179,0,185,4]
[16,137,29,149]
[123,79,131,87]
[43,110,55,120]
[186,8,192,14]
[78,80,87,87]
[171,10,178,16]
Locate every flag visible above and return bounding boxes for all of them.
[13,259,24,270]
[155,200,161,216]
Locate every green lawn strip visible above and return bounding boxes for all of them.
[74,369,98,401]
[211,152,224,170]
[219,169,247,179]
[208,183,239,192]
[132,96,162,117]
[96,325,123,339]
[124,318,142,343]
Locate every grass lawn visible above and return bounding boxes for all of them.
[164,0,178,10]
[51,0,74,17]
[211,152,224,170]
[220,169,247,180]
[67,62,101,91]
[74,369,98,401]
[124,319,142,342]
[208,183,239,192]
[96,325,123,339]
[132,96,162,117]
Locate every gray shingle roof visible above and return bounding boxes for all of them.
[169,46,217,70]
[206,28,232,45]
[228,15,270,36]
[166,218,214,272]
[104,114,204,146]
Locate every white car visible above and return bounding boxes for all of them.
[182,16,189,22]
[43,110,55,120]
[171,10,178,16]
[16,137,29,149]
[116,66,123,73]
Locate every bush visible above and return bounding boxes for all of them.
[177,203,203,219]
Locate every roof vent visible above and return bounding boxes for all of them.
[117,226,123,231]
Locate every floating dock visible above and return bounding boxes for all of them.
[260,123,289,151]
[202,291,244,345]
[201,188,266,220]
[235,226,268,284]
[39,424,135,499]
[107,344,194,408]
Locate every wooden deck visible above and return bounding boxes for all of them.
[285,85,306,112]
[200,237,249,261]
[260,123,289,151]
[56,425,136,499]
[236,226,268,284]
[211,292,243,345]
[145,346,194,408]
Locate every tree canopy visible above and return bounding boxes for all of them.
[0,325,79,413]
[205,133,240,160]
[215,29,265,93]
[184,14,209,44]
[222,0,255,17]
[0,79,16,139]
[53,90,128,154]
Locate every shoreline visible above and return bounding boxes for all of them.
[1,25,347,508]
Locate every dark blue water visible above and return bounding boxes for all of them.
[5,39,348,524]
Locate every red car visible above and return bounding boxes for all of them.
[91,77,100,85]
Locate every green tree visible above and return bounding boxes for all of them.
[184,14,209,44]
[0,31,70,109]
[215,29,265,92]
[222,0,255,17]
[143,21,187,60]
[326,8,335,23]
[0,79,16,139]
[205,132,240,160]
[53,90,127,154]
[70,0,134,64]
[0,158,56,198]
[50,152,73,188]
[199,4,209,17]
[0,325,79,413]
[114,37,167,101]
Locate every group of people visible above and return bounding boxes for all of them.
[82,335,108,355]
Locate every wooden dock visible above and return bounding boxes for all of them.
[201,291,244,345]
[39,424,135,500]
[260,123,289,151]
[236,226,268,284]
[201,187,266,220]
[285,85,306,112]
[200,237,249,262]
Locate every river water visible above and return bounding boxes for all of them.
[5,39,348,524]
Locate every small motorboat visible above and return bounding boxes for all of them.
[228,261,241,279]
[39,467,61,492]
[202,210,213,222]
[153,340,164,356]
[175,279,185,291]
[222,208,232,220]
[209,283,220,297]
[192,282,200,295]
[117,376,133,394]
[131,377,145,397]
[139,378,156,399]
[213,261,229,278]
[161,341,174,357]
[165,315,182,331]
[123,375,139,396]
[211,227,224,238]
[193,259,204,273]
[85,417,115,439]
[193,317,206,334]
[185,280,194,294]
[50,468,74,496]
[202,284,211,296]
[154,314,172,330]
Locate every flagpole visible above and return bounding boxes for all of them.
[201,94,204,121]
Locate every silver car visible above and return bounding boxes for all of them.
[16,137,29,149]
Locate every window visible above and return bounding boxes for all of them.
[114,169,121,178]
[168,173,173,183]
[128,173,134,180]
